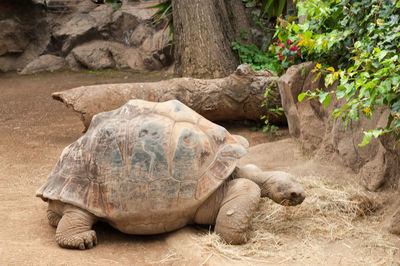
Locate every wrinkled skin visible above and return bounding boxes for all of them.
[233,164,306,206]
[46,164,305,249]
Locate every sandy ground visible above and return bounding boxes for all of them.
[0,70,399,265]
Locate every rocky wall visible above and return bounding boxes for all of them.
[277,62,400,234]
[0,0,172,74]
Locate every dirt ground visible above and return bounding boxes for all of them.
[0,70,399,265]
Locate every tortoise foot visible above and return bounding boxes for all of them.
[55,204,97,249]
[56,230,97,250]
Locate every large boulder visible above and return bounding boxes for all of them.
[19,54,66,74]
[70,41,122,70]
[53,4,114,54]
[278,62,400,234]
[0,0,51,72]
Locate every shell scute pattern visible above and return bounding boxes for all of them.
[170,122,214,182]
[37,99,247,220]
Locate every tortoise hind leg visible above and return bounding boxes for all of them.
[56,204,97,249]
[214,178,260,244]
[47,200,63,227]
[47,209,61,227]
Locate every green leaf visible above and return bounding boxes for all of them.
[292,24,300,34]
[392,99,400,114]
[324,94,332,108]
[298,92,307,102]
[378,50,388,61]
[318,91,328,103]
[325,74,335,87]
[359,131,373,147]
[354,41,362,49]
[277,0,286,18]
[336,89,346,99]
[359,129,383,147]
[371,129,383,138]
[260,0,274,16]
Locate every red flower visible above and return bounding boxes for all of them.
[290,45,298,51]
[297,50,301,56]
[287,39,292,45]
[278,43,285,48]
[279,55,284,61]
[276,52,281,56]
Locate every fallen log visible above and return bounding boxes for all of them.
[52,64,284,130]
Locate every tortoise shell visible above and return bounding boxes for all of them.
[37,100,248,232]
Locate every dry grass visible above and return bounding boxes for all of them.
[197,175,400,265]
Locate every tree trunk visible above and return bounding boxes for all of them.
[172,0,239,78]
[224,0,253,44]
[52,64,284,131]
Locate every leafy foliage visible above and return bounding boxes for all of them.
[232,38,283,74]
[105,0,122,10]
[283,0,400,146]
[261,81,284,135]
[244,0,288,20]
[146,1,174,47]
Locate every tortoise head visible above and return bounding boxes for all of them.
[263,171,306,206]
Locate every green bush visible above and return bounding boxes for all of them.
[278,0,400,146]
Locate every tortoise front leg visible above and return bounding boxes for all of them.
[47,209,62,227]
[194,178,261,244]
[55,204,97,249]
[215,178,261,244]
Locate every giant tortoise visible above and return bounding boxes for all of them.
[36,99,305,249]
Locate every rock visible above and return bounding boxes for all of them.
[65,52,82,71]
[110,8,140,45]
[278,63,399,191]
[0,19,29,56]
[19,54,66,74]
[140,29,172,67]
[45,0,81,11]
[141,29,170,52]
[0,0,172,72]
[53,1,157,55]
[54,5,114,54]
[387,199,400,235]
[358,147,386,191]
[120,2,155,22]
[129,24,152,47]
[32,0,46,5]
[278,62,400,236]
[277,62,317,139]
[0,1,52,72]
[0,55,19,72]
[71,41,118,70]
[70,39,170,72]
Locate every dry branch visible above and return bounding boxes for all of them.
[52,64,284,130]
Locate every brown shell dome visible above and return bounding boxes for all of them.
[37,100,248,222]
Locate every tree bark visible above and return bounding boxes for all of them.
[52,64,284,131]
[172,0,239,78]
[224,0,253,44]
